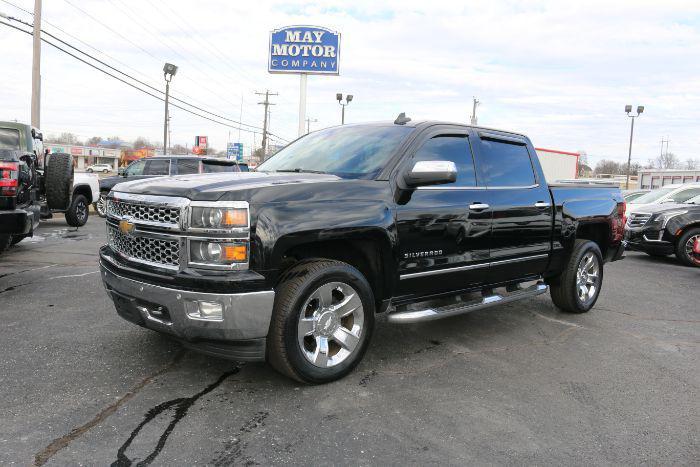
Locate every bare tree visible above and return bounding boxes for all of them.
[656,152,680,169]
[86,136,102,146]
[685,158,699,170]
[45,132,83,146]
[132,136,153,150]
[170,143,188,155]
[594,159,623,175]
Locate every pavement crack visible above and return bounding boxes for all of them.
[210,410,268,467]
[112,365,242,467]
[33,349,186,466]
[0,282,34,295]
[0,264,57,279]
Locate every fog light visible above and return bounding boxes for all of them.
[185,300,224,321]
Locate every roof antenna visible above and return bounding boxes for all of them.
[394,112,411,125]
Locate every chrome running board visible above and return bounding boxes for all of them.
[387,282,548,324]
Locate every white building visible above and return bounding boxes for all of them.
[45,144,120,171]
[535,148,579,182]
[637,169,700,189]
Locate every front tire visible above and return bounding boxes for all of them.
[675,227,700,267]
[65,194,89,227]
[550,239,604,313]
[95,192,108,218]
[267,260,375,384]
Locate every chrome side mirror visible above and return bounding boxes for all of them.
[404,160,457,187]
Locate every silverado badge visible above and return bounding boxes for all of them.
[119,218,136,236]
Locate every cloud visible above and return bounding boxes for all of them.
[1,0,698,166]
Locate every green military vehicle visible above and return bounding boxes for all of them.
[0,121,76,255]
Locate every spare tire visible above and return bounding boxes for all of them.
[45,153,74,210]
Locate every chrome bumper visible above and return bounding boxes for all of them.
[100,261,275,359]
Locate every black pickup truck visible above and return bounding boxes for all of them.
[100,118,626,383]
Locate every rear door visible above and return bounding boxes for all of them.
[472,131,552,283]
[395,126,492,300]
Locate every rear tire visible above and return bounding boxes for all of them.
[267,259,375,384]
[550,239,604,313]
[675,227,700,267]
[65,194,89,227]
[45,153,74,210]
[0,235,12,255]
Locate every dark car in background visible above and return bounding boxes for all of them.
[95,156,248,216]
[625,194,700,267]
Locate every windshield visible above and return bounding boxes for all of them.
[0,128,21,150]
[631,187,676,204]
[686,195,700,204]
[257,125,414,179]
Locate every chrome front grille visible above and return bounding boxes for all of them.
[107,224,180,268]
[628,213,652,228]
[107,198,181,227]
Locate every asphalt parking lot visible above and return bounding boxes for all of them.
[1,216,698,465]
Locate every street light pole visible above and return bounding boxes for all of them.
[336,93,353,124]
[625,104,644,189]
[162,63,177,155]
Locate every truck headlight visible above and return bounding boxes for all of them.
[655,210,688,229]
[189,240,248,266]
[189,201,248,231]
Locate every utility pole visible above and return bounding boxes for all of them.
[30,0,42,128]
[660,137,669,158]
[306,117,317,134]
[255,90,277,158]
[470,97,480,125]
[238,95,243,143]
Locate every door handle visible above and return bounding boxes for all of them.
[469,203,490,211]
[534,201,550,208]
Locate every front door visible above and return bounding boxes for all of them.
[395,128,492,301]
[472,132,552,283]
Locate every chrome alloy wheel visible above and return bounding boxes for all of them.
[76,200,88,223]
[576,252,600,303]
[297,282,364,368]
[96,193,107,217]
[684,234,700,264]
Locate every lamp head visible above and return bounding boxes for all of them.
[624,104,632,113]
[163,63,178,76]
[336,93,342,102]
[346,94,353,103]
[637,105,644,114]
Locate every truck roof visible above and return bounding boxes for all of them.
[334,120,528,139]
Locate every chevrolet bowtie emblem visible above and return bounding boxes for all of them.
[119,218,136,236]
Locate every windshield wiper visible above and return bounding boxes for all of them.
[275,168,327,174]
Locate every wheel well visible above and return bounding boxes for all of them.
[278,238,388,304]
[72,184,93,204]
[576,222,610,257]
[677,223,700,241]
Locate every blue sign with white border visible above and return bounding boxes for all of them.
[268,25,340,75]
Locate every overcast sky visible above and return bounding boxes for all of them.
[1,0,699,167]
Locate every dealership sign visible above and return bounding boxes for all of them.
[268,26,340,75]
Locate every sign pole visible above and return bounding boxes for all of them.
[298,73,307,137]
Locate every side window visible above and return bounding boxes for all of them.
[412,135,476,187]
[143,159,170,175]
[177,159,200,175]
[125,160,145,176]
[478,139,536,187]
[674,188,700,203]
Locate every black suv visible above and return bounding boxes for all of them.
[95,156,249,217]
[625,195,700,267]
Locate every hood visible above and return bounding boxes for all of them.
[111,171,342,201]
[630,202,700,215]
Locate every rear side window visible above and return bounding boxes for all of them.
[143,159,170,175]
[674,187,700,203]
[177,159,200,175]
[0,128,21,150]
[478,139,536,187]
[412,135,476,187]
[203,161,237,173]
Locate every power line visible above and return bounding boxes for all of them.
[0,20,284,140]
[2,15,274,134]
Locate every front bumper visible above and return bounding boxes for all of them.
[100,260,275,361]
[624,227,675,255]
